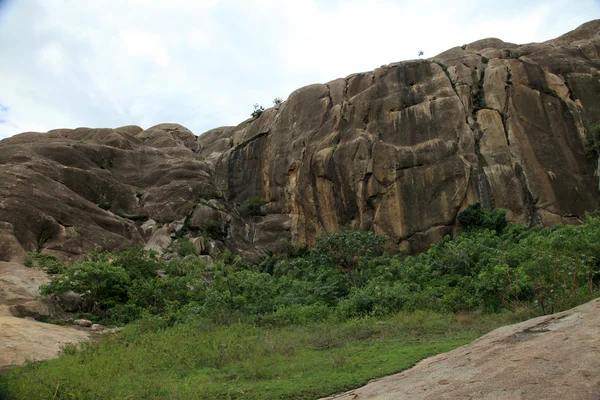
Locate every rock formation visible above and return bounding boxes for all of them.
[322,297,600,400]
[1,20,599,262]
[0,261,93,370]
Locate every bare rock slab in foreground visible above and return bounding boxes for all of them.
[0,316,92,371]
[324,298,600,400]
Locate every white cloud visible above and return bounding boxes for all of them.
[37,42,66,75]
[0,0,598,139]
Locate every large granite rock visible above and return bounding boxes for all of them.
[1,20,599,260]
[322,297,600,400]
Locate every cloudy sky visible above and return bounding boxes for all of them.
[0,0,598,139]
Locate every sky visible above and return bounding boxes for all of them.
[0,0,599,139]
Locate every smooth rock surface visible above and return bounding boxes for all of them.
[323,298,600,400]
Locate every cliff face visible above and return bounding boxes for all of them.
[1,20,599,262]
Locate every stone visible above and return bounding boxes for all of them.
[91,324,106,331]
[190,236,205,253]
[57,291,83,313]
[73,319,93,327]
[144,225,172,254]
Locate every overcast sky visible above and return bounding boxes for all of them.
[0,0,599,139]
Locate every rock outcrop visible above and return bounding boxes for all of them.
[1,21,599,261]
[0,261,93,371]
[322,297,600,400]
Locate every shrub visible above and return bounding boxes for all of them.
[24,253,65,274]
[258,304,331,327]
[273,97,283,105]
[458,203,507,233]
[98,199,111,210]
[41,261,130,309]
[251,104,265,118]
[584,124,600,158]
[311,230,385,274]
[240,196,266,216]
[110,244,162,280]
[171,238,198,257]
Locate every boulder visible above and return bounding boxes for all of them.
[73,319,93,327]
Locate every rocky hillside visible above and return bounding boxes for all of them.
[1,20,599,262]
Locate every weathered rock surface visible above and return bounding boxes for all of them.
[1,21,599,260]
[0,315,93,372]
[0,262,93,371]
[323,297,600,400]
[0,262,64,320]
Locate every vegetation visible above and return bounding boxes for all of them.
[240,196,266,216]
[0,311,525,400]
[2,204,600,399]
[97,199,111,211]
[28,204,600,323]
[273,97,283,105]
[584,123,600,158]
[251,104,265,119]
[24,252,65,274]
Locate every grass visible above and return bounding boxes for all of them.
[0,310,529,400]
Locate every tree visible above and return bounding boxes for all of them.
[418,50,424,58]
[273,97,283,105]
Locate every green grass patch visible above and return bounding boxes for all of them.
[0,310,527,400]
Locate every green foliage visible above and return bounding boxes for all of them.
[5,212,600,399]
[311,230,385,273]
[41,261,130,309]
[251,103,265,118]
[458,203,507,233]
[273,97,283,105]
[38,213,599,326]
[240,196,266,216]
[0,310,527,400]
[171,238,198,257]
[97,199,111,210]
[584,124,600,158]
[24,253,65,274]
[197,187,221,200]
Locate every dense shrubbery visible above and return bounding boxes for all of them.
[39,206,600,327]
[240,196,266,216]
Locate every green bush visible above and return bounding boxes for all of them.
[251,104,265,118]
[240,196,266,216]
[258,304,331,327]
[41,261,130,309]
[584,124,600,158]
[311,230,385,274]
[458,203,507,233]
[24,252,65,274]
[37,212,600,326]
[171,238,198,257]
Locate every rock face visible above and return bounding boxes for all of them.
[1,21,600,260]
[0,262,65,320]
[0,261,93,371]
[322,297,600,400]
